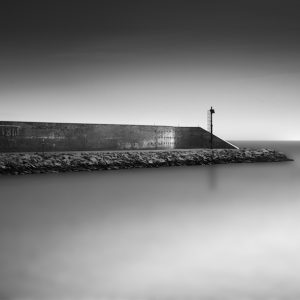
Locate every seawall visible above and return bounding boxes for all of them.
[0,121,236,152]
[0,149,292,175]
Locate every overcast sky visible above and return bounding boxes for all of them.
[1,0,300,140]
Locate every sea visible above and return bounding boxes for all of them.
[0,141,300,300]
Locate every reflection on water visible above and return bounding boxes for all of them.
[208,164,217,190]
[0,141,300,300]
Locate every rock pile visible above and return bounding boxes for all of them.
[0,148,292,175]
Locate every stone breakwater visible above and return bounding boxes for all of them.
[0,149,292,175]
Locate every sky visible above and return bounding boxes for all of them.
[1,0,300,140]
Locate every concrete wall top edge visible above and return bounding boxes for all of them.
[0,121,204,130]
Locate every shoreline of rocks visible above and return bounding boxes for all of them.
[0,148,293,176]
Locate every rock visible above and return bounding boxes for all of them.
[89,157,98,163]
[0,148,292,175]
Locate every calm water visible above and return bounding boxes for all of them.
[0,141,300,300]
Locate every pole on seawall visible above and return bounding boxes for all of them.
[209,107,215,149]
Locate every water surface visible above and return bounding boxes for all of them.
[0,141,300,300]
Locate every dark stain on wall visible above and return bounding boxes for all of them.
[0,121,236,152]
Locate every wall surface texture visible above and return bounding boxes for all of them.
[0,121,236,152]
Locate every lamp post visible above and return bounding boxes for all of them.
[209,106,215,149]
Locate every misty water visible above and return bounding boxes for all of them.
[1,141,300,300]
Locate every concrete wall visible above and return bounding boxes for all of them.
[0,121,236,152]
